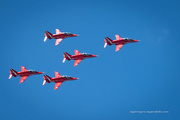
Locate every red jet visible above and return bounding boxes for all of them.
[63,50,97,66]
[43,71,78,90]
[104,34,139,51]
[9,66,43,83]
[44,29,78,45]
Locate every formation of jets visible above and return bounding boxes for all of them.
[9,29,139,90]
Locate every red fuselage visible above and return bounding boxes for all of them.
[63,50,97,66]
[45,31,78,40]
[110,39,139,45]
[9,67,43,83]
[43,73,78,90]
[50,76,78,83]
[70,54,97,60]
[10,68,43,77]
[50,34,78,39]
[15,71,43,77]
[104,36,139,52]
[44,30,78,46]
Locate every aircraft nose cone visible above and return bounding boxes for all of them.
[73,77,78,80]
[134,40,139,42]
[92,55,98,57]
[73,34,78,37]
[39,72,43,74]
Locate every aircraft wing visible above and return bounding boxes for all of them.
[54,82,63,90]
[56,29,62,34]
[116,44,123,51]
[20,76,28,83]
[115,34,121,40]
[21,66,28,72]
[55,71,62,78]
[55,38,63,45]
[75,50,81,55]
[74,59,82,66]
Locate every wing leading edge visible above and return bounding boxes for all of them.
[74,59,82,66]
[20,76,28,83]
[116,44,123,51]
[115,34,121,40]
[54,82,63,90]
[21,66,28,72]
[55,38,63,45]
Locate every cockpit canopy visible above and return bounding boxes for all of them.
[62,75,72,79]
[28,70,38,73]
[63,32,73,35]
[124,38,133,41]
[82,53,91,56]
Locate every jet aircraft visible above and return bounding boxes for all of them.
[43,71,78,90]
[44,29,78,45]
[9,66,43,83]
[104,34,139,51]
[63,50,97,66]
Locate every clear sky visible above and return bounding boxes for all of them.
[0,0,180,120]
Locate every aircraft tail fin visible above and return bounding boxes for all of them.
[63,52,72,63]
[43,74,51,85]
[104,37,113,48]
[9,68,18,79]
[44,33,48,42]
[44,31,53,41]
[104,39,108,48]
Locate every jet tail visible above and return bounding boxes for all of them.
[43,74,52,85]
[9,68,18,79]
[44,31,53,41]
[44,34,48,42]
[104,40,108,48]
[63,52,72,63]
[104,37,113,48]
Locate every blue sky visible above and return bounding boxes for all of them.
[0,0,180,119]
